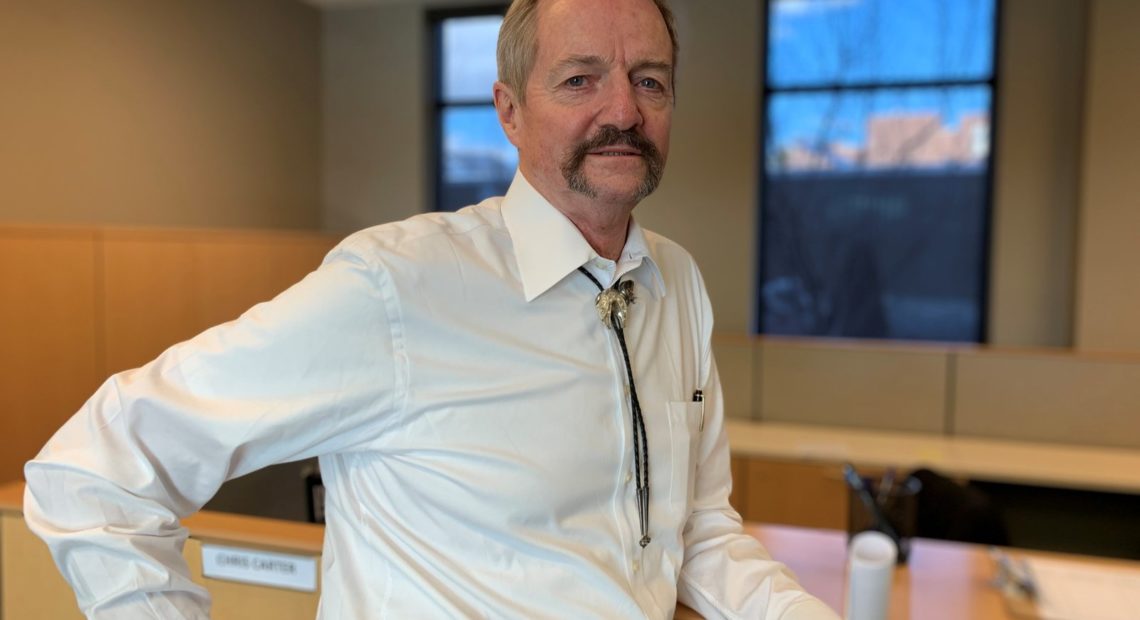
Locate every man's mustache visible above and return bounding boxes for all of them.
[566,126,663,167]
[560,125,666,201]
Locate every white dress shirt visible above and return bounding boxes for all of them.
[25,172,837,619]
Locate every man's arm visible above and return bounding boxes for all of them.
[675,357,839,619]
[675,356,840,618]
[24,240,403,618]
[673,305,841,620]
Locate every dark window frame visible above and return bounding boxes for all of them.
[755,0,1004,342]
[428,5,510,213]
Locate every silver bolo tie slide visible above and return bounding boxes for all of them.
[595,280,636,329]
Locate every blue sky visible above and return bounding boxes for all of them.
[768,0,995,152]
[769,0,995,86]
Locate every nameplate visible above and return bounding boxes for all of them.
[201,544,318,592]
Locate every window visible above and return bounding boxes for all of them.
[758,0,999,342]
[431,7,515,212]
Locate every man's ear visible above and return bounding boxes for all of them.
[493,81,522,147]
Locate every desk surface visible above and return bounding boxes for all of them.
[726,420,1140,495]
[7,481,1140,619]
[744,524,1005,619]
[683,523,1140,619]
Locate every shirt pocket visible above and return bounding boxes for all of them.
[665,400,704,513]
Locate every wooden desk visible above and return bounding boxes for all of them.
[741,524,1006,619]
[685,524,1140,619]
[2,482,323,620]
[6,481,1137,619]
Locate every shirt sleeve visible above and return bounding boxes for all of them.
[675,358,840,620]
[23,240,405,619]
[674,262,839,619]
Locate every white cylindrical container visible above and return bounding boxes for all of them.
[845,530,896,620]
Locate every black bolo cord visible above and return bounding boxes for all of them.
[578,267,651,548]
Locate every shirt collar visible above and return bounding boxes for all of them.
[500,171,666,302]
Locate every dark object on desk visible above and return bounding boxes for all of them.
[305,470,326,524]
[845,465,921,563]
[912,468,1009,546]
[203,459,318,523]
[972,480,1140,560]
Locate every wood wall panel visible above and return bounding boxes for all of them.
[730,455,885,533]
[101,236,198,373]
[740,458,849,531]
[758,338,950,433]
[0,229,100,483]
[954,349,1140,449]
[101,230,338,374]
[712,334,754,421]
[2,512,85,619]
[192,234,338,328]
[1,226,339,484]
[729,453,748,515]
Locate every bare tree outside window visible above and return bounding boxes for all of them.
[759,0,997,341]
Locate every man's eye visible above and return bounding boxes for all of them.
[639,78,662,89]
[565,76,587,87]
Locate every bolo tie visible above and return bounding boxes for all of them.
[577,266,651,548]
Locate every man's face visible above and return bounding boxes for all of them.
[496,0,674,212]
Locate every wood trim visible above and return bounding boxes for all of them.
[726,420,1140,495]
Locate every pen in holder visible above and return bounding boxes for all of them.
[843,464,921,564]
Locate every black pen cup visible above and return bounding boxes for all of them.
[847,475,921,564]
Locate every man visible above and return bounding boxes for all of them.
[25,0,838,617]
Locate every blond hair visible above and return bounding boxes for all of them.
[496,0,678,102]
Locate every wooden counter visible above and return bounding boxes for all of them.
[724,420,1140,546]
[726,420,1140,494]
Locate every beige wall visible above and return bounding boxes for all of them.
[1075,0,1140,352]
[988,0,1086,348]
[0,0,322,230]
[635,0,762,334]
[322,4,427,231]
[319,0,501,231]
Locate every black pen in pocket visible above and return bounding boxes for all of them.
[692,390,704,431]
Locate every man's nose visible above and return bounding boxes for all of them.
[598,80,643,131]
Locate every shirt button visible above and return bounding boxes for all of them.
[625,471,633,484]
[632,560,640,573]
